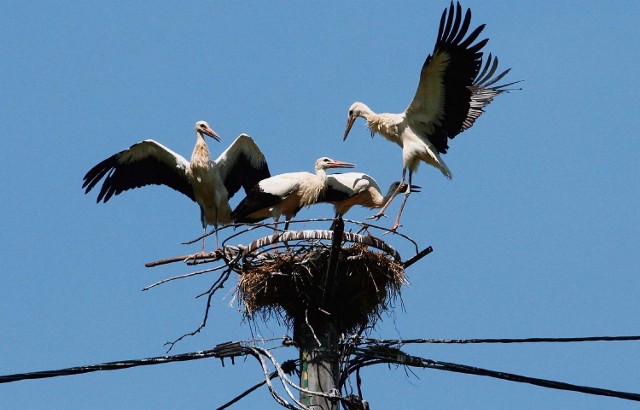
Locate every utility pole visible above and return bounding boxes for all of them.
[230,217,410,408]
[297,218,344,409]
[145,212,428,409]
[299,319,340,409]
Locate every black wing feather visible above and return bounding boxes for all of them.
[222,152,270,198]
[318,182,354,203]
[406,3,486,153]
[408,2,517,154]
[214,134,271,199]
[462,54,522,132]
[82,140,195,203]
[429,3,485,153]
[231,188,281,223]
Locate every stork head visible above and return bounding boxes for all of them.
[315,157,356,172]
[343,102,371,141]
[195,120,221,142]
[389,181,421,196]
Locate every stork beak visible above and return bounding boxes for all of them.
[328,159,356,169]
[203,126,221,142]
[343,116,356,141]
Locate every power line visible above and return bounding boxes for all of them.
[359,335,640,345]
[0,341,247,384]
[216,372,279,410]
[3,336,640,405]
[350,346,640,402]
[217,359,298,410]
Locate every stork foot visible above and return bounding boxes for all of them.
[381,224,400,236]
[379,217,403,235]
[366,212,388,221]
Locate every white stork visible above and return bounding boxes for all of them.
[343,2,518,230]
[231,157,356,232]
[82,121,271,251]
[321,172,421,219]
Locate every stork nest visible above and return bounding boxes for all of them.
[237,244,406,335]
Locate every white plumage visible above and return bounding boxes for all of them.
[343,2,518,230]
[322,172,420,218]
[83,121,270,251]
[232,157,356,232]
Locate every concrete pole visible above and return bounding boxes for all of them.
[298,218,344,409]
[299,321,340,409]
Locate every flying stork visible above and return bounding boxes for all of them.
[82,121,271,251]
[343,2,518,230]
[321,172,421,221]
[231,157,356,232]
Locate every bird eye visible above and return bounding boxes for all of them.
[349,110,353,116]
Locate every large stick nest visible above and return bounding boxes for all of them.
[237,244,406,335]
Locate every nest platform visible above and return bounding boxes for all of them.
[236,228,407,336]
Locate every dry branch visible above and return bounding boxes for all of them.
[145,250,224,268]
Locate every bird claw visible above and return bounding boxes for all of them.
[381,225,400,236]
[381,218,402,235]
[366,212,387,221]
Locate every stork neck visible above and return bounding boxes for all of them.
[381,186,397,205]
[191,131,211,168]
[315,168,328,180]
[354,102,375,119]
[298,168,328,208]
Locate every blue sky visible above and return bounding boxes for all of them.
[1,1,639,409]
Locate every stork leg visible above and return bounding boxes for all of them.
[270,217,288,253]
[368,168,407,220]
[271,216,281,237]
[199,211,207,255]
[195,227,207,255]
[282,219,294,250]
[390,171,413,231]
[213,223,220,251]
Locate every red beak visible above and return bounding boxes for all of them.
[203,125,221,142]
[343,116,356,141]
[328,159,356,169]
